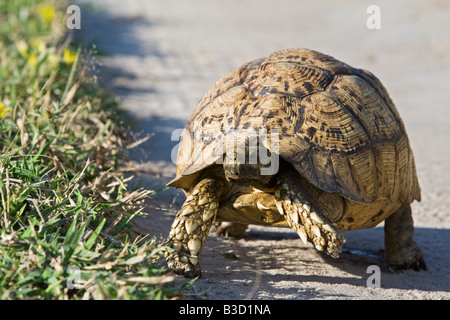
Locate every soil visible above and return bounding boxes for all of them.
[75,0,450,299]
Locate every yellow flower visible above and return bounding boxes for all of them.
[16,40,29,56]
[27,53,38,67]
[37,5,55,24]
[0,103,10,118]
[31,37,46,53]
[63,48,77,66]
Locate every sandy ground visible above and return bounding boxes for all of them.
[75,0,450,299]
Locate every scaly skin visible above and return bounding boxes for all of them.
[384,205,427,271]
[215,222,248,238]
[274,173,344,258]
[166,177,224,278]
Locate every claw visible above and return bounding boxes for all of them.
[389,257,427,272]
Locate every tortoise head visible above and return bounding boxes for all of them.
[222,139,278,187]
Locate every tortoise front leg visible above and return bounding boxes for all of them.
[274,174,344,258]
[384,205,427,271]
[166,177,224,278]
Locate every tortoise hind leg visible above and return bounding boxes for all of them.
[166,177,224,278]
[384,205,427,271]
[275,173,344,258]
[215,222,248,238]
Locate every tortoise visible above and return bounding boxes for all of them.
[166,48,426,277]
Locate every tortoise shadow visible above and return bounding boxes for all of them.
[228,226,450,295]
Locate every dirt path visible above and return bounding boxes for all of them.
[76,0,450,299]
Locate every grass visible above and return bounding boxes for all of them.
[0,0,189,299]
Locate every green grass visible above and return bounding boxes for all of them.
[0,0,189,299]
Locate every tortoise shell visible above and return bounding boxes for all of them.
[169,48,420,220]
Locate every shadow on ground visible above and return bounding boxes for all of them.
[75,2,163,58]
[199,226,449,296]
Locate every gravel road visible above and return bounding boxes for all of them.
[76,0,450,299]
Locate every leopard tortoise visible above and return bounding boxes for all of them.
[166,48,426,277]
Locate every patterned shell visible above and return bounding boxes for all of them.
[169,48,421,205]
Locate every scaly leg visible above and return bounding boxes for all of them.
[215,222,248,238]
[384,205,426,271]
[166,177,224,278]
[274,173,344,258]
